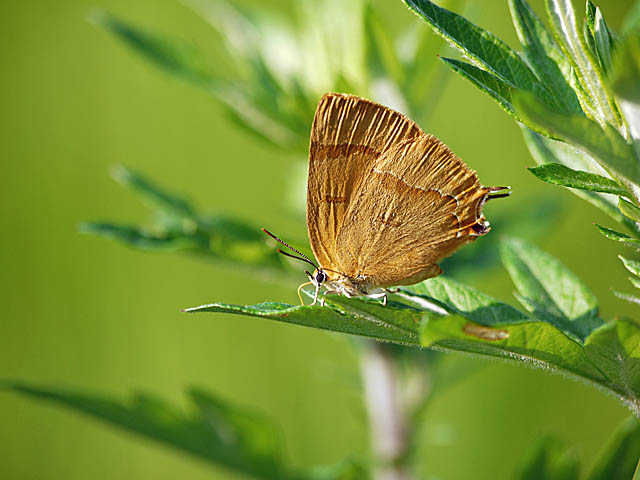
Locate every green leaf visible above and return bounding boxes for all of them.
[587,416,640,480]
[364,3,404,85]
[521,128,640,237]
[402,0,555,106]
[613,291,640,306]
[90,10,215,86]
[623,0,640,35]
[528,163,630,197]
[183,300,423,346]
[111,165,196,221]
[584,319,640,413]
[597,225,640,249]
[82,169,286,270]
[509,0,581,115]
[545,0,622,130]
[620,197,640,222]
[585,1,615,74]
[78,223,203,252]
[440,57,517,117]
[621,255,640,277]
[516,437,578,480]
[514,93,639,186]
[500,237,603,343]
[3,383,286,479]
[186,243,640,411]
[611,35,640,104]
[400,276,530,326]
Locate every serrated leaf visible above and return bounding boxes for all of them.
[516,437,579,480]
[521,128,640,236]
[528,163,630,196]
[545,0,622,130]
[514,93,639,186]
[3,383,286,479]
[587,416,640,480]
[500,237,603,343]
[620,255,640,277]
[402,0,556,107]
[584,319,640,412]
[620,197,640,222]
[440,57,517,117]
[401,276,530,326]
[597,225,640,249]
[509,0,581,115]
[419,312,607,386]
[183,300,423,345]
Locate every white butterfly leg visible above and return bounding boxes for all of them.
[366,291,388,306]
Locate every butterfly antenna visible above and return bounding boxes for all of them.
[262,228,318,269]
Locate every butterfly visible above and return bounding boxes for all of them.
[264,93,509,306]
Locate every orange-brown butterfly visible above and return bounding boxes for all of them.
[264,93,509,305]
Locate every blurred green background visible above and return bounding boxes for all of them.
[1,0,638,478]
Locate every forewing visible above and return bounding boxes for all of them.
[307,93,423,269]
[334,135,490,287]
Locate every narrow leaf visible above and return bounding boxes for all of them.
[500,237,603,343]
[78,223,202,252]
[111,165,196,220]
[528,163,630,197]
[514,93,639,186]
[521,128,640,236]
[597,225,640,249]
[545,0,622,130]
[3,383,286,479]
[509,0,581,114]
[183,301,422,345]
[587,416,640,480]
[614,291,640,305]
[403,0,554,105]
[620,197,640,222]
[586,1,615,74]
[440,57,516,117]
[516,437,579,480]
[91,10,215,86]
[364,3,404,85]
[621,255,640,277]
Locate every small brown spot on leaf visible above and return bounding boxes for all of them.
[463,323,509,341]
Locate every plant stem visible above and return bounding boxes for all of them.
[361,342,412,480]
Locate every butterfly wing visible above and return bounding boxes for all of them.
[334,134,490,287]
[307,93,423,270]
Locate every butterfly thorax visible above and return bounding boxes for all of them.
[316,268,375,297]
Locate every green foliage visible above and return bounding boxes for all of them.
[4,0,640,477]
[186,238,640,415]
[516,437,578,480]
[1,382,366,480]
[403,0,640,312]
[586,416,640,480]
[528,163,630,197]
[80,166,287,272]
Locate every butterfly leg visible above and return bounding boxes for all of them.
[365,291,388,306]
[297,281,313,305]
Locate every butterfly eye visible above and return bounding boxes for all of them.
[315,271,326,284]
